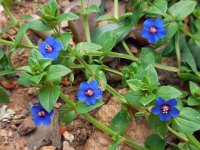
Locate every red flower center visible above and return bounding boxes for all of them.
[45,45,53,52]
[38,110,46,117]
[85,89,94,97]
[150,27,157,34]
[161,105,170,113]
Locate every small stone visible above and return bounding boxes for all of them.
[63,141,75,150]
[63,131,74,143]
[54,102,62,109]
[40,146,56,150]
[0,129,7,137]
[3,140,9,145]
[27,87,37,95]
[17,116,36,136]
[11,124,18,130]
[14,114,26,120]
[8,130,13,138]
[1,122,8,128]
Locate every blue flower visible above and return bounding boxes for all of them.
[77,80,102,105]
[39,37,62,61]
[141,18,166,44]
[151,97,180,121]
[31,103,54,126]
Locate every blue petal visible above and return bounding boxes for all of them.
[46,37,56,45]
[155,97,165,106]
[88,80,99,89]
[79,82,89,90]
[157,29,166,38]
[49,109,54,116]
[39,42,47,54]
[141,28,149,38]
[41,115,51,126]
[151,106,161,115]
[85,97,96,105]
[53,41,62,52]
[42,51,59,61]
[166,98,177,107]
[77,91,87,101]
[31,106,40,116]
[144,18,154,28]
[160,113,171,121]
[154,18,164,28]
[148,34,158,44]
[169,107,180,117]
[94,89,102,99]
[33,116,43,126]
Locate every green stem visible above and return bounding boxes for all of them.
[175,32,181,68]
[2,3,33,45]
[179,26,200,43]
[114,0,119,19]
[81,0,92,63]
[101,67,122,76]
[122,40,136,58]
[167,126,188,142]
[186,133,200,149]
[60,92,147,150]
[0,69,18,76]
[0,39,38,49]
[86,51,179,72]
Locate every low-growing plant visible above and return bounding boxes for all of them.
[1,0,200,149]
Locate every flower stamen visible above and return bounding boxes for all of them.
[150,27,157,34]
[161,105,170,113]
[38,110,46,117]
[45,45,53,52]
[85,89,94,97]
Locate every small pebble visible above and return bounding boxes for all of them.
[11,124,18,130]
[63,131,74,143]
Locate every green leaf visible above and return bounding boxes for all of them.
[0,86,9,103]
[178,142,199,150]
[161,39,175,57]
[147,0,167,16]
[108,141,119,150]
[140,93,156,106]
[95,32,116,54]
[59,104,75,125]
[145,134,166,150]
[187,96,200,106]
[60,32,71,50]
[140,48,161,65]
[97,71,107,91]
[165,22,178,40]
[84,4,100,14]
[39,85,61,112]
[45,65,71,81]
[127,79,148,91]
[76,42,102,52]
[140,64,159,88]
[76,100,103,113]
[29,20,52,31]
[30,49,43,61]
[96,15,117,22]
[119,12,133,20]
[168,0,197,21]
[20,15,33,22]
[124,91,143,107]
[15,24,29,45]
[29,72,47,84]
[57,12,79,23]
[148,114,168,138]
[189,81,199,96]
[17,73,34,85]
[172,107,200,133]
[2,0,13,8]
[109,109,131,135]
[188,40,200,70]
[156,86,182,100]
[38,58,52,71]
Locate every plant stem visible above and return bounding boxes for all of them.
[0,69,18,76]
[60,92,147,150]
[175,32,181,68]
[2,3,33,45]
[114,0,119,19]
[81,0,92,63]
[167,126,188,142]
[0,39,38,49]
[185,133,200,149]
[86,51,179,72]
[122,40,136,58]
[101,66,123,76]
[179,26,200,43]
